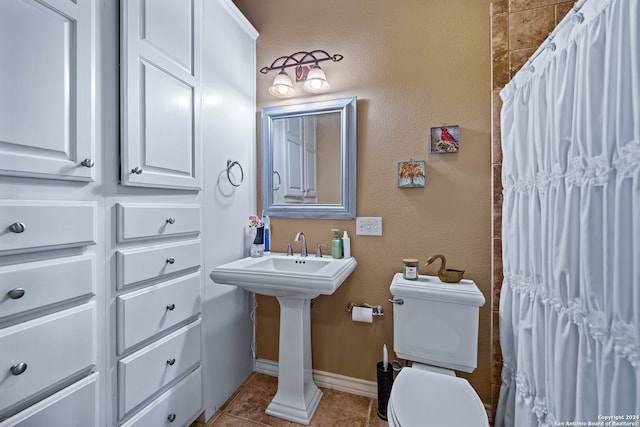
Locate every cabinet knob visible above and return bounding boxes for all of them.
[10,362,27,376]
[80,158,95,168]
[166,217,176,224]
[8,222,26,233]
[167,413,176,422]
[7,288,25,299]
[166,303,175,311]
[131,166,143,175]
[166,257,175,264]
[166,358,176,366]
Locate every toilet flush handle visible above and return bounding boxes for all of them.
[388,298,404,305]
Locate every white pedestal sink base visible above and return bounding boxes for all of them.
[210,254,358,424]
[265,296,322,425]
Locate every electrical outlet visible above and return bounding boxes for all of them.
[356,217,382,236]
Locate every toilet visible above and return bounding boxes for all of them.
[387,273,489,427]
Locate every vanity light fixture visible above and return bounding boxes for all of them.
[260,50,343,98]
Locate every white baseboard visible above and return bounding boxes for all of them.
[254,358,378,399]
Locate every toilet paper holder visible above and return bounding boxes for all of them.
[346,302,384,316]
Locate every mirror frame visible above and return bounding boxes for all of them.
[261,96,357,219]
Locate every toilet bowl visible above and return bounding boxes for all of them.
[388,273,488,426]
[386,367,489,427]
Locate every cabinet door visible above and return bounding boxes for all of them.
[282,117,318,203]
[0,0,95,181]
[283,117,305,199]
[121,0,202,190]
[303,116,318,202]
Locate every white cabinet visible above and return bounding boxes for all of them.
[0,201,97,256]
[0,201,98,424]
[0,255,95,321]
[118,321,201,416]
[0,0,100,424]
[116,272,201,352]
[0,304,96,416]
[116,240,201,290]
[114,202,203,425]
[275,116,318,204]
[116,203,201,242]
[120,0,202,190]
[120,368,202,427]
[0,0,95,181]
[0,374,98,427]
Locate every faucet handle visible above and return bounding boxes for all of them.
[315,243,328,257]
[282,242,293,256]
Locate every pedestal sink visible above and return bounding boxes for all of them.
[210,253,357,425]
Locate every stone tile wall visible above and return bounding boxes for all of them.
[489,0,573,422]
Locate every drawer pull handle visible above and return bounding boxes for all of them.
[8,288,25,299]
[10,362,27,376]
[167,358,176,366]
[9,222,26,233]
[166,303,176,311]
[81,158,95,168]
[166,257,176,264]
[166,217,176,224]
[167,414,176,422]
[131,166,143,175]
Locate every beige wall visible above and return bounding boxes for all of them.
[233,0,492,405]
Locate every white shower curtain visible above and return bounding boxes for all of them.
[497,0,639,426]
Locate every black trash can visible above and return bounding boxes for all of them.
[376,361,394,420]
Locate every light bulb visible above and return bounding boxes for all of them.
[303,65,330,93]
[268,71,295,98]
[310,79,323,89]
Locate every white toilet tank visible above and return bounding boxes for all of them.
[390,273,485,373]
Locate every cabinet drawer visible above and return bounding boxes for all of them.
[0,373,98,427]
[0,255,95,321]
[116,203,200,242]
[0,303,95,414]
[0,201,96,256]
[116,240,201,289]
[119,320,201,417]
[120,367,202,427]
[117,272,201,352]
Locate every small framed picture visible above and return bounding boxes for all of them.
[430,125,460,153]
[398,160,426,188]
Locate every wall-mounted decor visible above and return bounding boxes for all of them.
[398,160,426,188]
[430,125,460,153]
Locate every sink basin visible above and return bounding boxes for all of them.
[210,253,357,298]
[253,257,331,273]
[210,252,357,425]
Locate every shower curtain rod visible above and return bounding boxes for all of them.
[525,0,588,72]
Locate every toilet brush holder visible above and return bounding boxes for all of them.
[376,361,394,420]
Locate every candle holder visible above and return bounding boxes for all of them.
[376,361,394,420]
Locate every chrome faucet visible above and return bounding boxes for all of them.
[294,232,308,257]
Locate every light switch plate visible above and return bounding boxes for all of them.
[356,217,382,236]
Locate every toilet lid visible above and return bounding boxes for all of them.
[388,368,489,427]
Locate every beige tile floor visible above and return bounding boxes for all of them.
[191,373,390,427]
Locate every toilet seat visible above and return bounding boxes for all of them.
[387,368,489,427]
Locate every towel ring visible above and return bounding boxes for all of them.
[273,170,281,191]
[227,160,244,187]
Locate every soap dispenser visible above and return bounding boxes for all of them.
[342,230,351,258]
[331,229,343,259]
